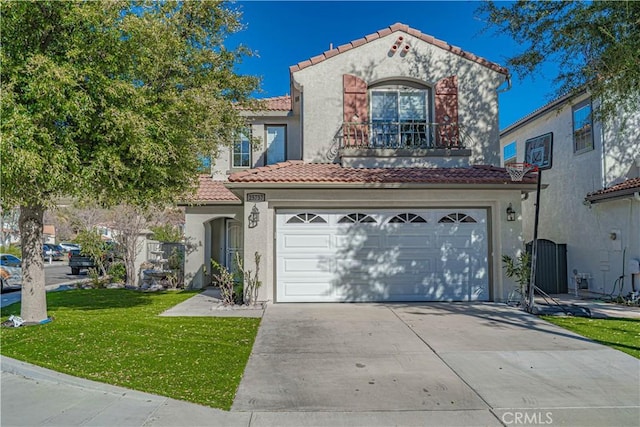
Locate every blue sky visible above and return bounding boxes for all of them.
[227,1,559,129]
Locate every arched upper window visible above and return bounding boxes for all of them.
[438,213,477,224]
[338,213,377,224]
[286,213,327,224]
[343,74,459,149]
[370,84,431,148]
[388,213,427,223]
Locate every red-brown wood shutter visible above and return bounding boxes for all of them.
[343,74,368,146]
[435,75,459,147]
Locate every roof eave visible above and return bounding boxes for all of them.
[177,199,242,207]
[289,22,509,77]
[585,189,640,204]
[225,182,538,190]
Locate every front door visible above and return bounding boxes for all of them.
[225,219,243,274]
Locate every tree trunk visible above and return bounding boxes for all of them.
[19,204,48,323]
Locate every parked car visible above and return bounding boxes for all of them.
[0,265,21,293]
[59,242,80,252]
[0,254,22,267]
[43,244,63,261]
[68,241,120,275]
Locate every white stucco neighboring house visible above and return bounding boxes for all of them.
[500,90,640,298]
[181,23,538,303]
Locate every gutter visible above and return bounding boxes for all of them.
[584,189,640,204]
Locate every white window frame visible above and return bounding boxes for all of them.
[572,100,593,154]
[232,129,252,168]
[369,87,431,147]
[265,125,287,165]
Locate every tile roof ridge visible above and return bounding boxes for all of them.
[289,22,508,76]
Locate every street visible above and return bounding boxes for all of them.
[1,261,86,308]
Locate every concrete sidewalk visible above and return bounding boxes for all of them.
[2,356,501,427]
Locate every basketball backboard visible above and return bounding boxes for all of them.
[524,132,553,170]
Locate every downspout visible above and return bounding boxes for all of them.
[497,74,512,94]
[600,115,607,189]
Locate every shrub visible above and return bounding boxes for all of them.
[150,224,182,243]
[502,252,531,305]
[107,262,126,283]
[210,259,236,305]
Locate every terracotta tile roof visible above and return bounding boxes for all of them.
[586,177,640,203]
[183,175,240,204]
[228,161,537,185]
[290,22,509,76]
[258,95,291,111]
[238,95,292,112]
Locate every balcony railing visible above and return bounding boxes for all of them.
[341,121,468,150]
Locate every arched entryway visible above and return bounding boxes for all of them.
[208,217,243,284]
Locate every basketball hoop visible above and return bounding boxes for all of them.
[506,162,538,182]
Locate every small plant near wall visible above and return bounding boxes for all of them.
[210,259,236,305]
[236,252,262,306]
[502,252,531,306]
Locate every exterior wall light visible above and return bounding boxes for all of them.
[248,204,260,228]
[506,203,516,222]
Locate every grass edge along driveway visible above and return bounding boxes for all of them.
[542,315,640,359]
[0,289,260,410]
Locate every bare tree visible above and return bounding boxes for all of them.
[1,207,20,247]
[108,204,149,287]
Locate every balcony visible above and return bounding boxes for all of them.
[337,121,472,168]
[341,121,471,149]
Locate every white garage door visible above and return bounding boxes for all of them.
[276,209,489,302]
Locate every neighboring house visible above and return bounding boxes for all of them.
[43,225,56,245]
[182,23,538,303]
[500,91,640,297]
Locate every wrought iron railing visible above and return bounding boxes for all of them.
[341,121,468,150]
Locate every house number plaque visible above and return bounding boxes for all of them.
[246,193,266,202]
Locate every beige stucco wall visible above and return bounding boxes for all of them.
[183,205,243,289]
[500,94,640,295]
[211,113,301,178]
[232,187,524,303]
[292,31,507,165]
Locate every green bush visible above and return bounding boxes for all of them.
[107,262,126,283]
[150,224,182,243]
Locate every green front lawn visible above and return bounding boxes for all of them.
[542,316,640,359]
[0,289,260,410]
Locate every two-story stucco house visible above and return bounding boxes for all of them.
[500,90,640,298]
[182,23,538,303]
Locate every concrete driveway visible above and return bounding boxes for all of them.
[233,303,640,426]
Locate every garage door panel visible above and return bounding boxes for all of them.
[335,233,382,250]
[386,233,433,248]
[281,234,332,250]
[282,257,332,273]
[277,209,489,302]
[280,281,334,297]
